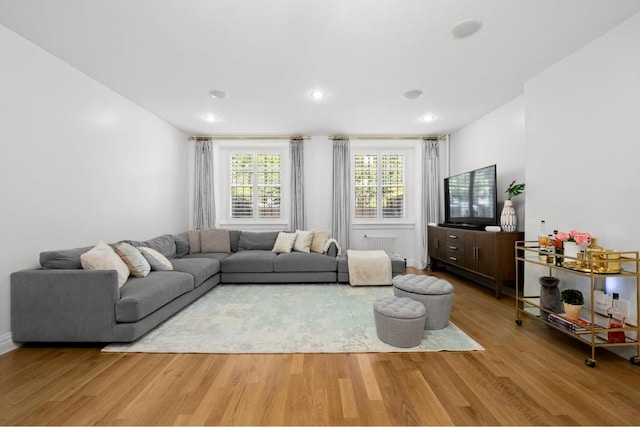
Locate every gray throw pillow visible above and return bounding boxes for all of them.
[200,229,231,253]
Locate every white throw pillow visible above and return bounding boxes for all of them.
[272,232,298,253]
[293,230,314,253]
[138,246,173,271]
[310,230,331,253]
[80,241,130,287]
[114,242,151,278]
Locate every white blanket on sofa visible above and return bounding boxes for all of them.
[347,250,392,286]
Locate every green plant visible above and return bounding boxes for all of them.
[505,180,525,200]
[561,289,584,306]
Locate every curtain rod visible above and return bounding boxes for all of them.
[188,135,310,141]
[328,135,445,141]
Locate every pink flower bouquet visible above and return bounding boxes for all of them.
[554,230,593,246]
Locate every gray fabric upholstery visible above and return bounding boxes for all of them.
[392,274,454,330]
[373,296,426,348]
[173,232,190,258]
[116,271,194,322]
[221,271,337,283]
[221,250,277,273]
[237,231,279,251]
[274,252,337,272]
[11,269,120,342]
[39,246,93,269]
[229,230,241,252]
[171,257,220,287]
[126,234,176,259]
[181,252,230,262]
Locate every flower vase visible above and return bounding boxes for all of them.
[500,200,517,232]
[563,241,581,261]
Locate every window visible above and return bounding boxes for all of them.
[354,153,405,220]
[230,153,282,219]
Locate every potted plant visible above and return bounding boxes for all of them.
[500,180,525,232]
[561,288,584,321]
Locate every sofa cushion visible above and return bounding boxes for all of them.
[200,229,231,253]
[40,246,93,269]
[229,230,241,252]
[173,232,190,258]
[293,230,314,253]
[170,258,220,287]
[115,271,194,322]
[188,230,201,253]
[221,250,276,273]
[114,242,151,278]
[139,247,173,271]
[126,234,176,259]
[181,252,230,262]
[80,241,130,287]
[272,232,297,253]
[274,252,337,272]
[311,230,330,253]
[237,231,279,251]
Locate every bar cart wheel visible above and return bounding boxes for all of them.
[585,358,596,368]
[630,356,640,366]
[515,318,522,326]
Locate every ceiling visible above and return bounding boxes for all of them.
[1,0,639,137]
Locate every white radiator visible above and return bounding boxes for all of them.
[365,235,397,256]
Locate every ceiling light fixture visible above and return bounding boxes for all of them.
[422,114,436,123]
[203,114,217,122]
[402,89,423,100]
[310,90,325,100]
[450,18,483,39]
[208,90,228,99]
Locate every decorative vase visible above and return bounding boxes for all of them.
[563,241,581,261]
[563,302,582,321]
[500,200,517,232]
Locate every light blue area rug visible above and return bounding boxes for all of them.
[103,284,484,353]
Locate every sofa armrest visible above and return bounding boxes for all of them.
[11,269,120,342]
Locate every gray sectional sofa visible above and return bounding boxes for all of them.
[10,230,405,344]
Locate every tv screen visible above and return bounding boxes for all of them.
[443,164,497,226]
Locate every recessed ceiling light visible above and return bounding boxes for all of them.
[208,90,228,99]
[203,114,217,122]
[402,89,423,100]
[421,114,436,123]
[310,90,325,100]
[450,18,483,39]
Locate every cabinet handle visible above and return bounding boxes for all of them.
[449,256,457,261]
[474,246,479,259]
[449,245,457,250]
[449,235,457,239]
[435,240,439,248]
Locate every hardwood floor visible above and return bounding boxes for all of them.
[2,268,640,425]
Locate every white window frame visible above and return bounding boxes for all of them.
[351,142,416,226]
[217,142,290,229]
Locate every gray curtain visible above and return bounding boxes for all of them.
[193,139,215,229]
[421,139,441,268]
[289,138,305,230]
[332,138,351,249]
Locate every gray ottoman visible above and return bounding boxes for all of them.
[393,274,454,330]
[373,296,426,348]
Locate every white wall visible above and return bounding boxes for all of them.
[449,96,527,231]
[0,25,189,353]
[524,12,640,349]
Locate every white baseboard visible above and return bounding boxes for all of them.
[0,331,18,355]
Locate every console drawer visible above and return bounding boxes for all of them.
[445,230,465,244]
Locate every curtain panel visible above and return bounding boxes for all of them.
[193,139,215,229]
[289,138,305,230]
[332,138,351,250]
[421,139,441,268]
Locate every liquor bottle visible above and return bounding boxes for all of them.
[546,234,555,264]
[553,229,563,266]
[607,293,626,343]
[538,220,548,262]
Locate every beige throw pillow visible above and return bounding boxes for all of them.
[311,230,331,253]
[138,246,173,271]
[187,229,201,253]
[272,232,298,253]
[293,230,314,253]
[200,228,231,253]
[114,242,151,278]
[80,241,130,287]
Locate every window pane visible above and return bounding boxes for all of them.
[258,186,281,217]
[231,186,253,218]
[355,186,377,218]
[230,152,281,220]
[354,153,405,220]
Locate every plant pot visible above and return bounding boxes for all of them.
[500,200,517,232]
[563,302,582,321]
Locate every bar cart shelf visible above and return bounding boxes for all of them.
[515,240,640,368]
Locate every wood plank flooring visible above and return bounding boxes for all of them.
[2,268,640,425]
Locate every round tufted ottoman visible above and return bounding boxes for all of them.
[373,296,426,348]
[393,274,454,330]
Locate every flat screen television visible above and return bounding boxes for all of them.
[442,164,498,229]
